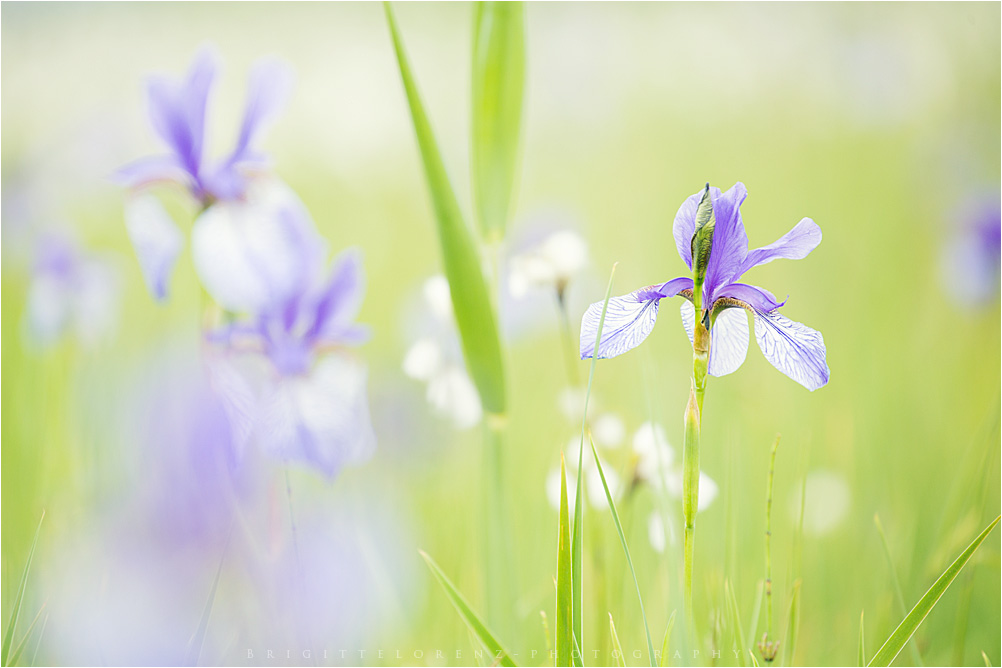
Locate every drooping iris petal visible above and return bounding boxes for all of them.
[704,182,749,295]
[231,58,294,164]
[580,278,691,360]
[124,193,183,301]
[752,308,830,391]
[672,188,720,270]
[256,354,376,478]
[737,218,822,275]
[679,301,750,377]
[715,282,784,311]
[112,155,188,191]
[191,181,326,313]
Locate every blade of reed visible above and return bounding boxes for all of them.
[6,604,44,667]
[571,262,618,663]
[609,614,626,668]
[781,581,801,667]
[857,611,866,667]
[471,1,525,242]
[184,544,228,666]
[2,511,44,667]
[385,1,506,414]
[725,580,748,667]
[556,454,573,667]
[659,610,676,668]
[873,514,923,666]
[868,515,1000,667]
[418,551,517,667]
[589,437,657,667]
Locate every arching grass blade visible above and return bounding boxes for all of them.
[857,611,866,667]
[659,610,676,668]
[419,551,517,667]
[609,614,626,668]
[2,511,44,667]
[556,454,573,667]
[725,580,748,667]
[868,515,1000,667]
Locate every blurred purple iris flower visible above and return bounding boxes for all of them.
[206,200,376,478]
[24,232,120,348]
[115,48,292,204]
[941,197,1001,308]
[580,182,830,391]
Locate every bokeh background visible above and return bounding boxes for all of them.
[2,2,999,666]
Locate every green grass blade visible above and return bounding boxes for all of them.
[184,545,227,666]
[3,511,44,667]
[471,1,524,241]
[659,610,676,668]
[609,614,626,668]
[7,604,44,667]
[868,515,1000,667]
[556,455,573,667]
[781,580,801,667]
[747,580,764,648]
[571,262,618,663]
[590,437,657,667]
[982,650,991,667]
[385,1,506,414]
[26,614,46,667]
[873,514,923,666]
[418,551,517,667]
[857,611,866,667]
[725,580,748,667]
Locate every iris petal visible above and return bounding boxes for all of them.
[580,278,691,360]
[752,308,830,391]
[704,182,749,294]
[124,193,183,301]
[738,218,822,276]
[679,301,750,377]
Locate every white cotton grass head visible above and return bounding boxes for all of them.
[507,228,589,298]
[591,413,625,448]
[425,367,482,430]
[632,421,674,483]
[790,469,851,536]
[423,274,454,322]
[647,511,678,553]
[664,470,719,511]
[546,439,620,512]
[557,386,596,425]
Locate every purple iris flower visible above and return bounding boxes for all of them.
[210,244,376,479]
[115,48,292,204]
[580,182,830,391]
[941,196,1001,308]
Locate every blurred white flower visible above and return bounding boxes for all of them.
[402,275,482,430]
[557,386,594,424]
[24,233,121,349]
[508,229,588,299]
[631,421,718,511]
[546,437,621,511]
[647,511,678,553]
[790,470,851,536]
[592,413,625,448]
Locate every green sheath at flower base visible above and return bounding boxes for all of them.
[385,2,507,414]
[690,183,715,291]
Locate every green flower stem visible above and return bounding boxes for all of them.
[484,415,513,637]
[683,272,709,627]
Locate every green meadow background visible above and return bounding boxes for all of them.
[2,2,999,666]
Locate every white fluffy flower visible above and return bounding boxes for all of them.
[508,229,588,298]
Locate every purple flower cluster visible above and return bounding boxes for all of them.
[580,183,830,391]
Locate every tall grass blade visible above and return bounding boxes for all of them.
[556,454,573,667]
[590,437,657,667]
[747,580,764,648]
[982,650,991,667]
[781,580,801,667]
[26,614,46,668]
[868,515,1000,667]
[609,613,626,668]
[2,511,44,667]
[418,551,517,667]
[7,604,44,667]
[471,1,525,242]
[857,611,865,667]
[873,514,923,666]
[725,580,748,667]
[385,1,506,414]
[184,544,228,666]
[659,610,676,668]
[571,262,618,662]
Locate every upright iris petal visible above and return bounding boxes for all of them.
[581,182,829,391]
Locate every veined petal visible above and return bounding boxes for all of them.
[580,283,675,360]
[673,188,718,270]
[738,218,822,275]
[146,49,216,179]
[656,276,694,299]
[752,308,830,391]
[704,182,749,294]
[715,282,784,311]
[679,301,750,377]
[124,193,184,301]
[256,354,376,478]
